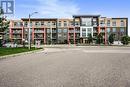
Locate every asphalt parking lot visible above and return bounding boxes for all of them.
[0,46,130,87]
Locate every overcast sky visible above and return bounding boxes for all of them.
[8,0,130,35]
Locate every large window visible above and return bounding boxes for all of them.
[35,21,41,27]
[58,21,61,27]
[107,20,111,26]
[120,28,125,32]
[47,21,51,26]
[41,21,44,25]
[24,22,28,27]
[82,28,86,37]
[63,29,67,33]
[112,21,116,26]
[81,18,92,26]
[47,28,51,33]
[107,28,111,33]
[100,19,105,26]
[52,22,56,26]
[112,28,116,32]
[58,29,62,33]
[75,21,79,26]
[64,21,67,27]
[87,28,92,33]
[120,20,125,27]
[93,18,97,26]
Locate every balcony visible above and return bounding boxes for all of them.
[12,36,22,39]
[34,30,44,33]
[93,24,97,27]
[75,31,80,33]
[52,30,57,33]
[52,37,57,39]
[68,30,74,33]
[100,29,105,33]
[93,30,98,33]
[12,31,22,34]
[100,24,106,27]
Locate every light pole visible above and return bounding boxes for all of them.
[28,12,38,50]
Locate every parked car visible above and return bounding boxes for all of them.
[3,43,17,48]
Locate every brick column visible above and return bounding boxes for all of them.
[74,27,76,45]
[22,27,24,44]
[9,21,13,42]
[44,28,46,44]
[68,28,70,45]
[98,26,100,35]
[105,26,107,45]
[32,27,34,44]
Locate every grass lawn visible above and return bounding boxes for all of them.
[0,47,42,56]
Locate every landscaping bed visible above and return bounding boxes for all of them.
[0,47,42,56]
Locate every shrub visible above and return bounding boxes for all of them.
[121,36,129,45]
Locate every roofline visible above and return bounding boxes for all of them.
[73,15,101,18]
[21,18,58,21]
[112,18,128,19]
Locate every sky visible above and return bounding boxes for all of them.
[6,0,130,35]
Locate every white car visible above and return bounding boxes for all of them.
[4,43,17,48]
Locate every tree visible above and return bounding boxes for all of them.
[0,8,10,47]
[87,33,93,44]
[121,36,129,45]
[96,33,103,44]
[108,33,115,45]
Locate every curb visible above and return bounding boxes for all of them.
[0,49,44,60]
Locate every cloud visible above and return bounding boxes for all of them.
[36,0,80,18]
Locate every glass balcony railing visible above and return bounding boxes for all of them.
[12,31,22,33]
[34,30,44,33]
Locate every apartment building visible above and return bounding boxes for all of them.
[9,15,128,45]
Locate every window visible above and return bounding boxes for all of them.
[58,29,62,33]
[112,28,116,32]
[93,18,97,26]
[47,28,51,33]
[87,28,92,33]
[75,21,79,26]
[112,21,116,26]
[82,33,86,37]
[58,34,62,37]
[64,21,67,27]
[81,18,92,26]
[41,21,44,25]
[120,20,125,26]
[120,28,125,32]
[58,21,61,26]
[100,19,105,26]
[107,20,111,26]
[52,22,55,25]
[47,21,51,26]
[63,29,67,33]
[35,22,40,26]
[30,22,33,27]
[24,22,28,27]
[107,28,111,33]
[14,22,17,26]
[82,28,86,37]
[70,21,73,26]
[52,28,56,33]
